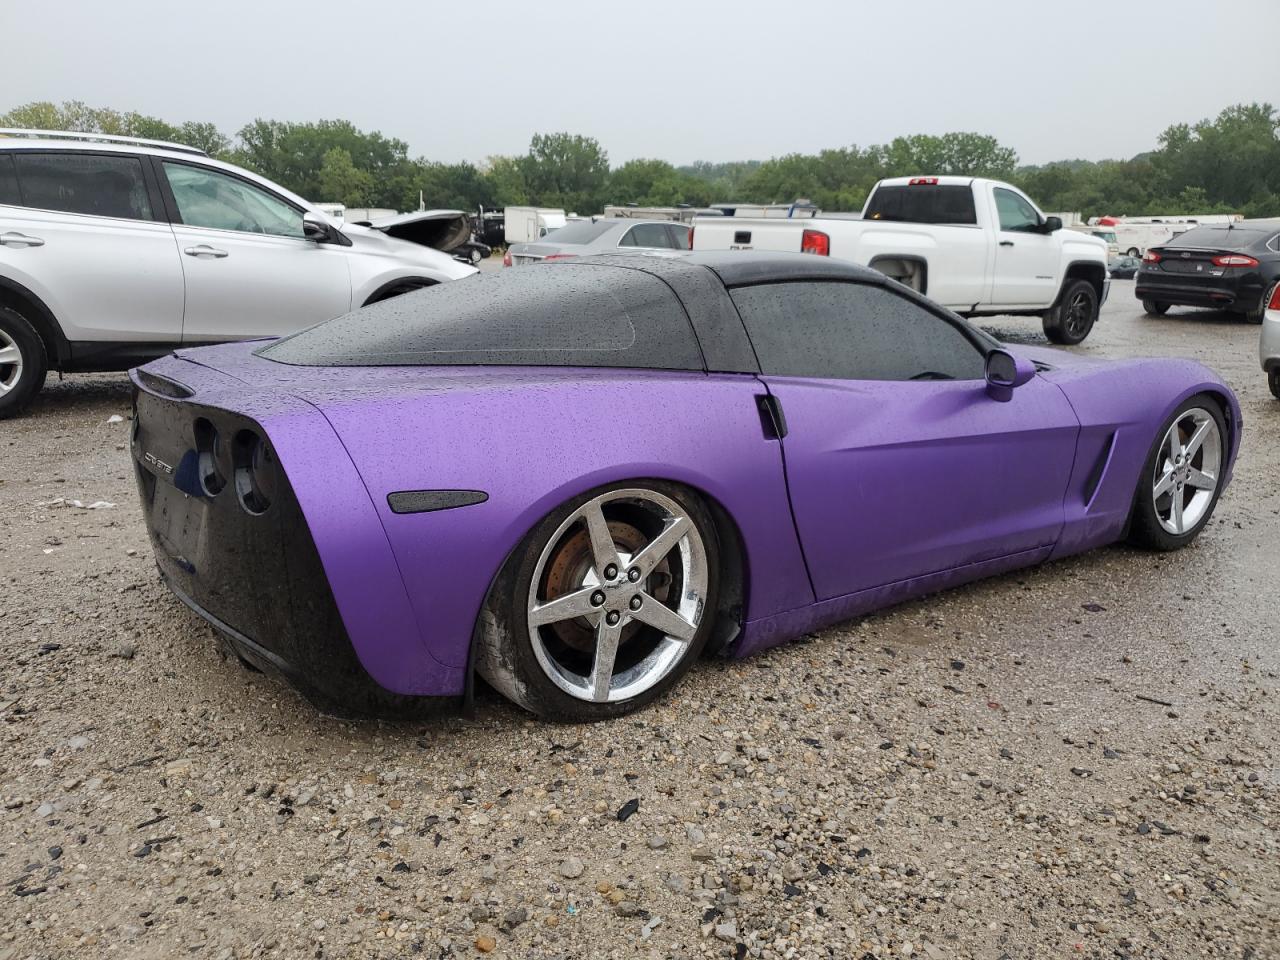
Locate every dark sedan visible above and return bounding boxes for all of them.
[1109,255,1141,279]
[1136,220,1280,323]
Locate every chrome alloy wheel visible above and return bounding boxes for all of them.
[1153,406,1222,536]
[527,488,709,704]
[0,328,23,394]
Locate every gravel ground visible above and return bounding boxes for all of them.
[1,279,1277,960]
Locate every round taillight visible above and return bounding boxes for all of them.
[193,418,227,496]
[233,429,275,515]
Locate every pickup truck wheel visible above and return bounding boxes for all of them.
[1043,279,1097,345]
[1142,300,1170,316]
[0,307,48,420]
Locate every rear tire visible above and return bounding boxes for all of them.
[0,306,48,420]
[1142,300,1170,316]
[1242,283,1274,324]
[1127,247,1141,258]
[474,480,720,721]
[1127,395,1228,551]
[1268,368,1280,400]
[1043,279,1097,345]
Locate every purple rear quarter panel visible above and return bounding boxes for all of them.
[170,343,815,693]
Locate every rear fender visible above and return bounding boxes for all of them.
[318,371,815,680]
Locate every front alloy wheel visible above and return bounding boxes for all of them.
[1128,397,1227,550]
[476,482,719,720]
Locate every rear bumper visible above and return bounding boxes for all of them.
[1135,272,1265,311]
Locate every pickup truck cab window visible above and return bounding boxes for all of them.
[730,281,986,382]
[994,187,1041,233]
[863,184,977,225]
[11,152,155,221]
[163,161,305,238]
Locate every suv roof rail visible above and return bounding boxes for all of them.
[0,128,208,157]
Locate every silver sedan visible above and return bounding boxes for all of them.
[504,219,691,266]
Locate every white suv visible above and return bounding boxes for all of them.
[0,130,477,417]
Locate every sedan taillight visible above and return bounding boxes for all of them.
[1269,284,1280,311]
[542,254,576,262]
[1211,254,1259,268]
[1142,250,1162,263]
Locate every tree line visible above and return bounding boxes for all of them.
[3,100,1277,220]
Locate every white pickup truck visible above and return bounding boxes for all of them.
[691,176,1110,344]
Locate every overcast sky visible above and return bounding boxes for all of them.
[4,0,1277,168]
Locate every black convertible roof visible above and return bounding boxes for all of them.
[259,251,902,372]
[567,250,892,287]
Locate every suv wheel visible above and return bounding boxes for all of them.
[0,307,48,419]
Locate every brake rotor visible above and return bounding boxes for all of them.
[541,519,672,654]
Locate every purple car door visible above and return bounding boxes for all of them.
[730,280,1080,601]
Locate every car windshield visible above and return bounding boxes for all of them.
[534,220,615,245]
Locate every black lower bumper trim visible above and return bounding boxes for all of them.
[160,568,457,720]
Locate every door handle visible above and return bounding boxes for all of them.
[755,394,787,439]
[184,244,229,259]
[0,231,45,247]
[999,240,1015,247]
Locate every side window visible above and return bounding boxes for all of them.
[11,152,154,220]
[994,188,1041,233]
[620,223,674,249]
[0,155,20,206]
[730,281,986,382]
[668,224,692,250]
[163,162,304,238]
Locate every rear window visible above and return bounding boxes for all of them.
[260,264,705,369]
[0,155,19,205]
[532,220,615,245]
[12,152,154,221]
[864,184,976,225]
[1164,224,1273,251]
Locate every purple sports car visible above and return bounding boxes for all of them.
[130,252,1241,721]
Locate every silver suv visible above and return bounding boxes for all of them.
[0,130,477,417]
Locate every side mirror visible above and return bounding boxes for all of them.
[985,349,1036,402]
[302,212,336,243]
[1042,215,1063,234]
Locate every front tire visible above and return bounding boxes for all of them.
[1127,247,1141,258]
[1043,279,1097,345]
[475,481,720,721]
[1127,395,1228,551]
[1268,367,1280,400]
[0,307,48,419]
[1142,300,1170,317]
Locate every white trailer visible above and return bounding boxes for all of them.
[504,207,567,245]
